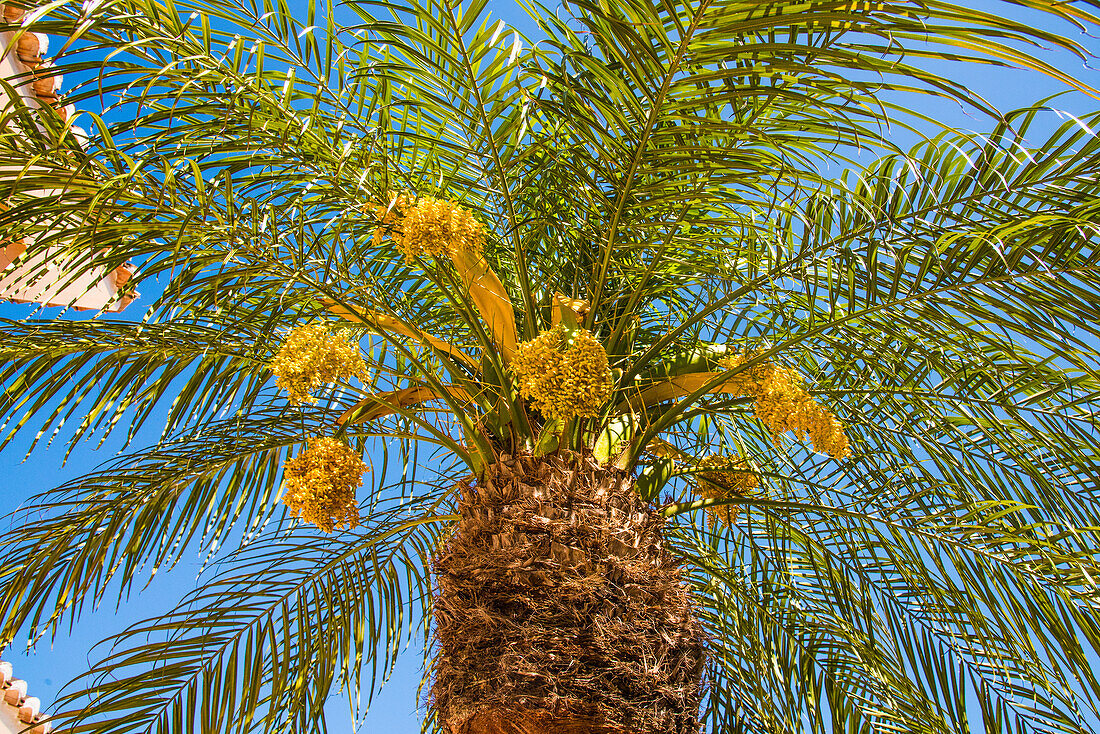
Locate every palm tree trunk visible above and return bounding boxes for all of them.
[432,451,705,734]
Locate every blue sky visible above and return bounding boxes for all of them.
[2,0,1100,731]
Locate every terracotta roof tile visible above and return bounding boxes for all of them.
[1,678,24,705]
[18,697,40,723]
[15,32,39,64]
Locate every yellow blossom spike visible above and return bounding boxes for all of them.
[372,190,414,246]
[618,350,851,459]
[692,454,758,528]
[730,357,851,459]
[269,323,367,405]
[510,325,614,423]
[395,197,484,263]
[364,194,516,358]
[281,437,367,533]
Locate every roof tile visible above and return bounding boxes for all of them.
[2,679,26,706]
[17,696,39,722]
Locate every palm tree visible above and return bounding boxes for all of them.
[4,0,1100,731]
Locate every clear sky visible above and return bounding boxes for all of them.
[1,0,1098,731]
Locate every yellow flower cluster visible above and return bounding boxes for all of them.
[721,352,851,459]
[372,190,414,246]
[693,453,758,528]
[510,325,614,422]
[269,323,367,404]
[752,364,850,458]
[717,351,775,395]
[393,197,484,263]
[281,437,366,533]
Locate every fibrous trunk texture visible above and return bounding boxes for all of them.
[431,451,706,734]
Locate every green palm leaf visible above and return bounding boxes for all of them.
[55,501,448,734]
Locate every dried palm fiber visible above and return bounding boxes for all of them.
[432,451,706,734]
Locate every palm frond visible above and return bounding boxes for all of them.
[53,499,449,734]
[0,410,384,644]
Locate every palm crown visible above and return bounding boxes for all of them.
[3,0,1100,732]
